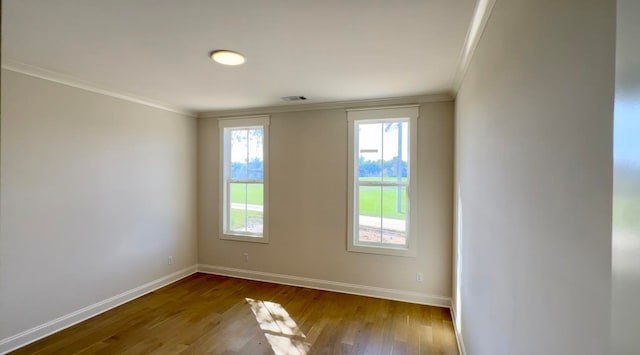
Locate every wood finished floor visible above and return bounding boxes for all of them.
[11,273,459,355]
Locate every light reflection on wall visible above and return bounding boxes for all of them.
[611,0,640,352]
[612,99,640,275]
[612,99,640,355]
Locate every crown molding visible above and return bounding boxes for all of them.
[1,58,197,117]
[198,93,453,119]
[451,0,497,96]
[1,59,454,118]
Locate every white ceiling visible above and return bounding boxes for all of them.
[2,0,476,113]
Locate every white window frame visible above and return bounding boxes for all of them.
[347,106,418,257]
[218,115,269,243]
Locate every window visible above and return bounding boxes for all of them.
[347,106,418,256]
[219,116,269,243]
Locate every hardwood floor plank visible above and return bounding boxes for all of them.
[10,274,458,355]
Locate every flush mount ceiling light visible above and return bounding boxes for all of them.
[210,50,245,66]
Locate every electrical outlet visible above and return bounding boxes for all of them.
[168,256,173,265]
[416,272,423,282]
[243,252,249,263]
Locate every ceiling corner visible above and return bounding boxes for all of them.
[450,0,498,96]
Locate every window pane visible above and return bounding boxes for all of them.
[245,183,264,206]
[382,185,407,245]
[358,185,382,243]
[247,128,264,179]
[382,121,408,180]
[230,182,263,235]
[358,123,383,181]
[230,129,248,179]
[230,182,248,232]
[246,183,263,234]
[247,208,263,234]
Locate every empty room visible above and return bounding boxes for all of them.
[1,1,638,355]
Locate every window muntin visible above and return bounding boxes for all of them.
[219,116,269,242]
[347,107,418,256]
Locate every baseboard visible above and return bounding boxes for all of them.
[197,264,451,308]
[450,305,467,355]
[0,265,197,354]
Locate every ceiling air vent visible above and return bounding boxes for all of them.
[281,96,307,102]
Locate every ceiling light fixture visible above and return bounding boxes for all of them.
[210,50,245,66]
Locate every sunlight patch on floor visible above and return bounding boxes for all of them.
[246,298,310,355]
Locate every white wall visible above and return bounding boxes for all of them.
[611,0,640,353]
[453,0,615,354]
[198,100,454,300]
[0,70,198,345]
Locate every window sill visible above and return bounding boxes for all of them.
[347,243,416,257]
[220,233,269,244]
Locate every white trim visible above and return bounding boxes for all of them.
[0,266,197,354]
[346,105,420,121]
[451,0,497,95]
[1,58,197,117]
[346,106,419,257]
[346,104,420,113]
[450,305,467,355]
[217,115,272,124]
[197,264,450,308]
[218,116,270,244]
[199,94,452,118]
